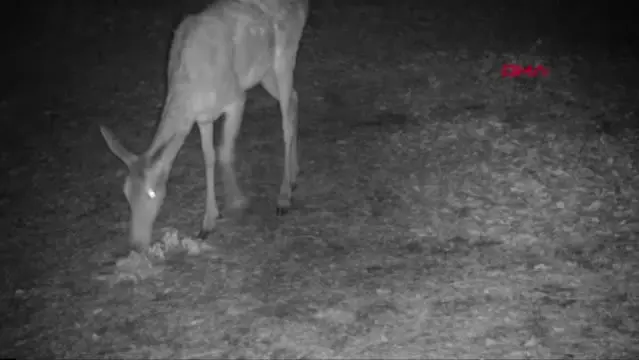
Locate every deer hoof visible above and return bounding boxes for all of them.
[197,229,212,239]
[275,206,290,216]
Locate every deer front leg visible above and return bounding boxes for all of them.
[197,120,220,239]
[219,99,248,212]
[274,60,299,216]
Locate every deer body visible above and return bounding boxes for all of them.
[100,0,309,250]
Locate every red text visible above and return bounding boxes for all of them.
[501,64,549,78]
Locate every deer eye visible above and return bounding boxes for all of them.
[146,188,157,199]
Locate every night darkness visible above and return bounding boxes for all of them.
[1,0,638,358]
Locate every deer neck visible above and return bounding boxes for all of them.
[146,95,193,170]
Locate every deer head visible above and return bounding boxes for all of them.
[100,126,173,250]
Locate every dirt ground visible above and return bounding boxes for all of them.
[1,1,638,358]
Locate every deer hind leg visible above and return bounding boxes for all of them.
[197,119,221,238]
[219,98,249,212]
[261,59,299,216]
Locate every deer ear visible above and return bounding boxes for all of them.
[100,126,137,168]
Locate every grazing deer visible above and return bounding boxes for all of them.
[100,0,309,251]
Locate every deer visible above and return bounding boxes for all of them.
[99,0,309,251]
